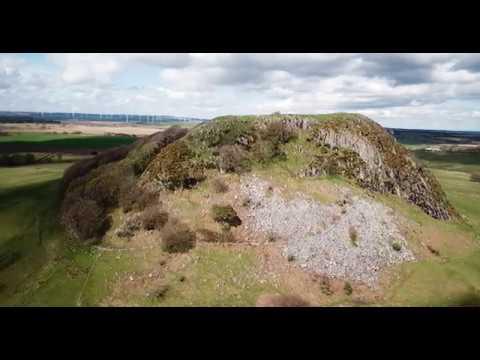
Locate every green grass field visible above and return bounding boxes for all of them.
[382,147,480,306]
[0,132,135,153]
[0,131,137,305]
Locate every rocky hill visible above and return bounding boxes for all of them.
[143,113,456,220]
[58,113,462,300]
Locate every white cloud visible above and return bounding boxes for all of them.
[0,53,480,130]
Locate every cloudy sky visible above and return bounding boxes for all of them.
[1,53,480,130]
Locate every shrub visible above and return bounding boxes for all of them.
[212,178,229,193]
[0,250,22,271]
[0,153,37,166]
[160,222,196,253]
[193,117,256,147]
[392,242,402,251]
[83,165,123,209]
[256,294,309,307]
[61,198,110,242]
[145,140,204,190]
[217,144,250,173]
[349,226,358,247]
[140,206,169,231]
[260,121,296,145]
[211,205,242,227]
[24,153,35,163]
[118,179,142,213]
[250,140,285,164]
[471,172,480,183]
[344,282,353,296]
[119,183,159,213]
[152,284,170,299]
[62,145,132,192]
[127,127,188,176]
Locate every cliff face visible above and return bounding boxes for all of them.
[288,114,456,220]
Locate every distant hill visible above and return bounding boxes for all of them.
[0,111,206,124]
[388,127,480,146]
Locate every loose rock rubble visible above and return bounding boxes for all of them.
[240,175,415,287]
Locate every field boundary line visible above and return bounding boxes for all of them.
[76,252,102,306]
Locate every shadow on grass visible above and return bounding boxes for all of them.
[451,291,480,306]
[0,178,62,208]
[0,135,135,154]
[0,176,69,303]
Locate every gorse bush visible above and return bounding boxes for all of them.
[82,163,124,209]
[211,205,242,227]
[145,140,205,190]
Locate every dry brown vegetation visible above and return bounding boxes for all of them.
[216,144,250,173]
[196,228,236,243]
[61,198,111,243]
[140,206,169,231]
[211,178,229,193]
[60,126,187,243]
[160,222,196,253]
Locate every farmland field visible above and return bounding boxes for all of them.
[0,132,136,154]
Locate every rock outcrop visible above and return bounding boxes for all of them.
[186,113,457,220]
[299,114,456,220]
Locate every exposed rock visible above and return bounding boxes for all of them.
[301,115,456,220]
[241,175,415,287]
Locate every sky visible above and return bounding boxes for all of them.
[1,53,480,130]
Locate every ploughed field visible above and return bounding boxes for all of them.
[1,116,480,306]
